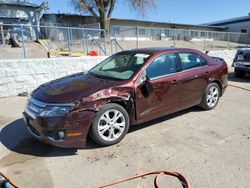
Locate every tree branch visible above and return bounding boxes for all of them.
[79,0,99,17]
[95,0,105,18]
[107,0,116,18]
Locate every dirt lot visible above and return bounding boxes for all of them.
[0,40,247,59]
[0,68,250,188]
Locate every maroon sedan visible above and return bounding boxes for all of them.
[23,48,228,148]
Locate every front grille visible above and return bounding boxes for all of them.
[28,102,43,114]
[26,97,47,116]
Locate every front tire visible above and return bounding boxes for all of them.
[235,69,245,78]
[91,103,130,146]
[200,83,220,110]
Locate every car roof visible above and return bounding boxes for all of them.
[124,47,201,55]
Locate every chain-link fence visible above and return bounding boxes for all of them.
[110,25,250,53]
[0,23,107,59]
[1,23,250,59]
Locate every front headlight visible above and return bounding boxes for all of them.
[40,106,72,117]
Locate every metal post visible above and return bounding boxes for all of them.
[173,29,176,47]
[228,32,230,49]
[70,27,73,47]
[20,24,27,59]
[103,31,107,55]
[160,28,163,40]
[98,30,101,55]
[203,32,206,51]
[111,39,113,55]
[0,23,5,45]
[115,31,117,53]
[91,36,94,51]
[67,28,72,57]
[136,25,139,49]
[86,35,89,55]
[83,28,87,53]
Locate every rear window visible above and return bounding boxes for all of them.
[178,53,207,70]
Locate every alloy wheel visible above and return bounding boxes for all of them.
[97,109,126,141]
[206,86,219,108]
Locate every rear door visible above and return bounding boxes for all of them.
[177,52,210,110]
[135,53,182,123]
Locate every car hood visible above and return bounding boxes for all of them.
[32,72,123,103]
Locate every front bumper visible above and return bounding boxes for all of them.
[23,109,96,148]
[234,62,250,72]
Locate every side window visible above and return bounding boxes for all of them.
[146,53,177,79]
[179,53,207,70]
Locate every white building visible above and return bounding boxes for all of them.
[0,0,48,43]
[205,14,250,44]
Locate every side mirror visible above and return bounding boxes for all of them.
[137,70,150,85]
[141,74,150,84]
[137,71,153,97]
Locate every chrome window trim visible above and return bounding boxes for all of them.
[180,65,209,73]
[149,65,209,81]
[150,71,180,81]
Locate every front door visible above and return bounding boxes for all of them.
[135,53,182,123]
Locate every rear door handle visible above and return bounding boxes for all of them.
[190,75,198,80]
[204,71,209,76]
[171,80,178,85]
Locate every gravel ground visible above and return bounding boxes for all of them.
[0,68,250,188]
[0,40,247,59]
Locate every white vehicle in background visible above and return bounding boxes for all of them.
[233,48,250,78]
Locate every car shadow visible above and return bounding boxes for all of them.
[0,106,203,156]
[129,106,203,133]
[0,119,78,157]
[228,72,250,83]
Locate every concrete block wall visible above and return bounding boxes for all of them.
[0,50,236,98]
[0,57,107,97]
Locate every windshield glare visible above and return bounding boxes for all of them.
[90,53,150,80]
[237,51,250,61]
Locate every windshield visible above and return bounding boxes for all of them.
[236,51,250,61]
[89,52,150,80]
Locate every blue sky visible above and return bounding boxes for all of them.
[33,0,250,24]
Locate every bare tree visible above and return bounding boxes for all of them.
[70,0,157,36]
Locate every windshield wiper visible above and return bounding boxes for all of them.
[90,72,108,79]
[90,71,124,81]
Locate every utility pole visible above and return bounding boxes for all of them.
[0,23,5,45]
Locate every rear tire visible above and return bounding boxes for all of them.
[235,69,245,78]
[91,103,130,146]
[199,83,220,110]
